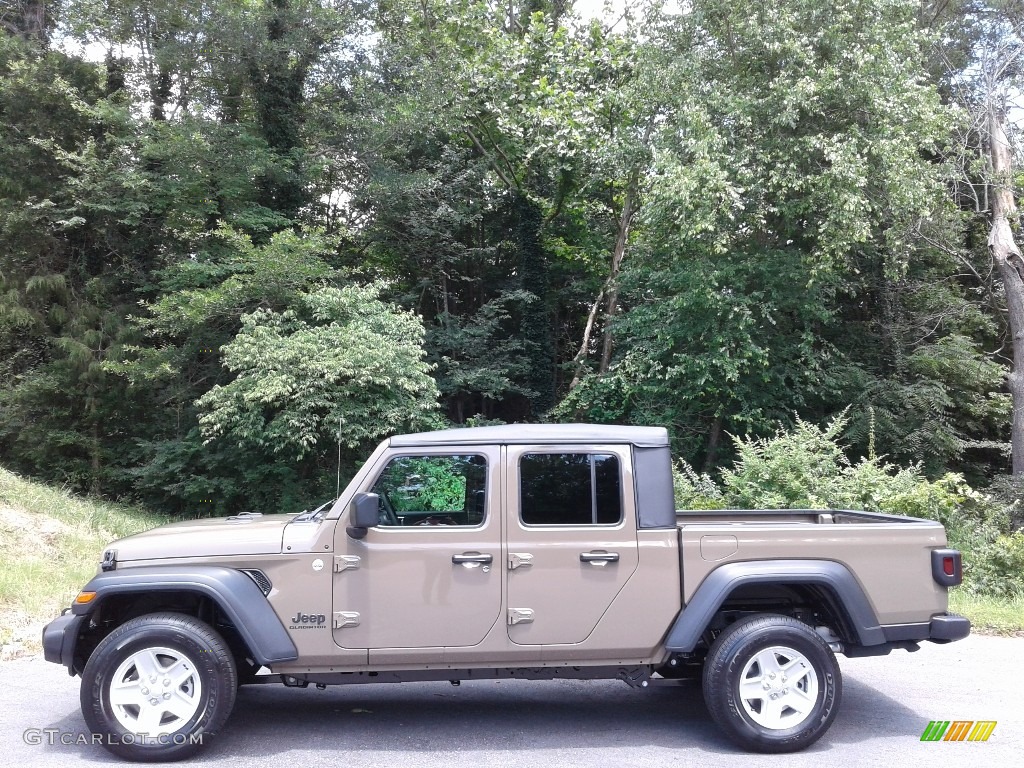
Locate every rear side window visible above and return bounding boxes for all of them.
[519,453,622,526]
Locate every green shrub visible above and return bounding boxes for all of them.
[719,415,851,509]
[969,532,1024,597]
[673,461,725,509]
[986,474,1024,528]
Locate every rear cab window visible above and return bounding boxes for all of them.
[519,453,622,526]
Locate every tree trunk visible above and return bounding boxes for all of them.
[597,119,654,375]
[90,401,101,496]
[515,193,555,414]
[599,165,640,373]
[1,1,49,43]
[247,0,317,223]
[570,165,639,387]
[987,99,1024,474]
[151,66,172,121]
[702,413,725,474]
[569,281,606,388]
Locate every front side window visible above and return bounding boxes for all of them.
[520,453,622,526]
[370,454,487,527]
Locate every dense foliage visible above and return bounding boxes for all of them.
[0,0,1021,526]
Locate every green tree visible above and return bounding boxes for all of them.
[0,0,1018,518]
[563,0,986,476]
[358,1,658,419]
[197,283,440,458]
[0,29,147,493]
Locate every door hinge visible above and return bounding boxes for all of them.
[507,608,534,626]
[333,611,360,629]
[508,552,533,570]
[334,555,361,572]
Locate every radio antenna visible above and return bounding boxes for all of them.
[336,417,343,498]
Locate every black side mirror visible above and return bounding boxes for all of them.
[347,492,380,539]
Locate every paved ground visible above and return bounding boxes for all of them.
[2,634,1020,767]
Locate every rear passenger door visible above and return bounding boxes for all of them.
[504,445,639,646]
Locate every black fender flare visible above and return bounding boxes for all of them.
[71,566,298,666]
[665,559,885,652]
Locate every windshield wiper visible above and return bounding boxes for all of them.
[293,499,335,522]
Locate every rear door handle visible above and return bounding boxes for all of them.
[580,551,619,564]
[452,552,493,566]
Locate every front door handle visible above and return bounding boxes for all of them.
[452,552,493,566]
[580,551,619,564]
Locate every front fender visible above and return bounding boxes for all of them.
[70,565,298,667]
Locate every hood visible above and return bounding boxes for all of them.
[109,513,295,562]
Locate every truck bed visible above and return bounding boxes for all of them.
[674,508,949,626]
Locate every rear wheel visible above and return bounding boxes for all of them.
[80,612,237,761]
[702,614,841,753]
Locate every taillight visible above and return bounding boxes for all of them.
[931,549,962,587]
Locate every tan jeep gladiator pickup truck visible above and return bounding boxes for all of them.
[43,424,969,760]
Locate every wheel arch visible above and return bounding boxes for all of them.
[69,566,297,673]
[665,560,885,652]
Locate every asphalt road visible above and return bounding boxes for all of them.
[2,634,1020,768]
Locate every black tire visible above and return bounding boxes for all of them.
[80,612,238,761]
[702,614,841,753]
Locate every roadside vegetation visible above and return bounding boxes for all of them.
[0,466,165,658]
[948,592,1024,635]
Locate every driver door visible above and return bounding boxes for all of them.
[332,447,502,653]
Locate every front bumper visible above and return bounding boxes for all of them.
[42,611,83,672]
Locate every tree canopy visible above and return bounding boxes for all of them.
[0,0,1021,515]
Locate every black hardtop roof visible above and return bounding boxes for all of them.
[389,423,669,448]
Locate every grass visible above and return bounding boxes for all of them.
[949,589,1024,635]
[0,466,166,657]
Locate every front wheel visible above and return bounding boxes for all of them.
[80,612,237,761]
[702,614,842,753]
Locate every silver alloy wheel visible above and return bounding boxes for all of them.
[737,644,819,730]
[108,646,203,737]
